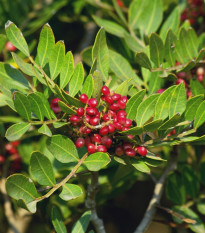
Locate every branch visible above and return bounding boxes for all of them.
[85,172,106,233]
[133,154,178,233]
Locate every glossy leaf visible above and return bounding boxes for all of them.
[158,114,181,130]
[92,28,109,80]
[13,92,31,120]
[124,33,145,53]
[93,16,127,38]
[5,122,31,141]
[129,158,150,173]
[46,135,79,163]
[144,154,165,167]
[28,93,45,121]
[136,94,159,126]
[38,124,52,137]
[30,152,56,186]
[0,34,7,52]
[84,152,110,171]
[69,63,84,97]
[148,71,162,94]
[112,0,127,25]
[92,70,103,103]
[60,51,74,89]
[6,174,38,204]
[143,119,163,132]
[60,184,83,201]
[169,83,186,118]
[135,52,152,70]
[184,95,203,121]
[196,48,205,63]
[81,74,94,98]
[197,201,205,215]
[71,211,91,233]
[52,206,67,233]
[114,80,129,96]
[49,41,65,80]
[190,79,205,96]
[128,0,163,34]
[5,21,29,56]
[58,101,76,114]
[150,33,164,67]
[37,24,55,68]
[164,29,177,66]
[194,101,205,129]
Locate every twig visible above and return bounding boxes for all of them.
[85,172,106,233]
[133,154,178,233]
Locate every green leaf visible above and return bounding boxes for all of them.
[109,50,142,85]
[30,152,56,186]
[5,21,30,56]
[38,124,52,137]
[28,93,45,121]
[194,100,205,129]
[49,41,65,80]
[6,174,38,204]
[52,206,67,233]
[120,126,143,135]
[128,0,163,34]
[114,80,130,96]
[60,51,74,89]
[190,79,205,96]
[182,165,199,198]
[197,201,205,215]
[150,33,164,67]
[17,199,37,213]
[112,0,127,25]
[13,92,31,120]
[46,135,79,163]
[69,63,84,97]
[93,16,127,38]
[144,154,165,167]
[148,71,162,94]
[58,101,76,114]
[199,162,205,186]
[160,7,180,41]
[5,122,31,141]
[196,48,205,63]
[71,211,91,233]
[124,33,145,53]
[92,70,103,103]
[158,114,181,130]
[169,83,186,118]
[0,34,7,52]
[177,60,195,73]
[166,173,186,205]
[164,29,177,66]
[84,152,111,171]
[155,86,175,120]
[92,28,109,81]
[184,95,203,121]
[59,184,83,201]
[81,74,94,98]
[135,52,152,70]
[129,158,150,173]
[37,23,55,68]
[143,119,163,132]
[136,94,159,126]
[81,46,92,66]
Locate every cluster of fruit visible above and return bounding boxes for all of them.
[0,141,22,172]
[67,86,147,157]
[180,0,204,25]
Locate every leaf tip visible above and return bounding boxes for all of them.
[5,20,13,29]
[45,23,51,27]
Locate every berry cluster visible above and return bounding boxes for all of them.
[180,0,204,25]
[50,98,61,114]
[0,140,22,172]
[69,86,147,157]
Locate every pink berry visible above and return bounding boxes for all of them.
[176,78,187,87]
[70,115,80,123]
[99,126,109,135]
[136,146,147,157]
[88,98,98,107]
[124,119,132,127]
[102,114,110,122]
[125,148,136,157]
[122,127,129,131]
[117,110,127,117]
[117,115,126,125]
[197,75,204,82]
[186,90,192,98]
[101,136,112,148]
[117,100,126,109]
[105,96,114,105]
[87,143,96,154]
[51,105,61,114]
[90,117,99,126]
[121,96,128,103]
[80,94,88,104]
[84,115,90,123]
[75,138,85,148]
[113,122,122,131]
[86,107,98,116]
[110,103,120,111]
[112,93,121,101]
[97,145,107,152]
[91,134,101,144]
[5,41,17,52]
[157,89,165,94]
[101,86,110,96]
[51,98,61,105]
[177,72,186,79]
[197,67,205,76]
[77,107,84,116]
[108,124,115,133]
[127,135,134,139]
[115,146,124,156]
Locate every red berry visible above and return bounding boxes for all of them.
[176,78,187,87]
[157,89,165,94]
[121,96,128,103]
[101,95,106,101]
[84,115,90,123]
[91,134,101,144]
[186,90,192,98]
[117,110,127,117]
[124,119,132,127]
[5,41,17,52]
[0,155,5,164]
[77,107,84,116]
[80,94,88,104]
[90,117,99,126]
[136,146,147,157]
[127,135,134,139]
[105,96,114,105]
[99,126,109,135]
[101,86,110,96]
[83,127,92,134]
[115,146,124,156]
[197,75,204,82]
[10,153,21,162]
[108,124,115,133]
[110,103,120,111]
[8,147,18,155]
[117,115,126,125]
[11,141,20,147]
[101,136,112,148]
[75,138,85,148]
[177,72,186,79]
[112,93,121,101]
[85,136,91,146]
[102,114,110,122]
[86,107,98,116]
[11,161,21,171]
[51,98,61,105]
[96,112,100,118]
[51,105,61,114]
[125,148,136,157]
[123,143,132,151]
[117,99,126,109]
[189,18,195,25]
[70,115,80,123]
[5,143,13,151]
[113,122,122,131]
[87,143,96,154]
[117,0,123,7]
[88,98,98,107]
[122,127,129,131]
[97,145,107,152]
[108,110,116,118]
